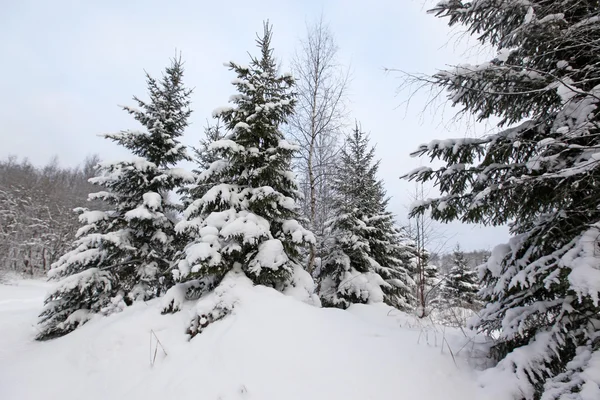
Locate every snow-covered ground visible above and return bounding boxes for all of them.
[0,279,510,400]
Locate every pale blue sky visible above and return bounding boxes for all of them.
[0,0,509,252]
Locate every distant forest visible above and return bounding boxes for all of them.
[0,155,103,276]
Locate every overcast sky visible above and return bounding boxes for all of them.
[0,0,509,252]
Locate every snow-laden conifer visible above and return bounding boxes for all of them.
[404,1,600,398]
[37,57,193,340]
[318,124,414,309]
[170,23,315,333]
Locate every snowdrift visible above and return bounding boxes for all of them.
[0,279,509,400]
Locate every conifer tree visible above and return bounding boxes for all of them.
[442,244,478,307]
[404,1,600,398]
[317,123,389,308]
[37,57,193,340]
[172,23,314,331]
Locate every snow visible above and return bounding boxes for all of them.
[562,224,600,306]
[143,192,162,210]
[166,168,195,183]
[537,13,565,24]
[496,48,513,62]
[572,15,600,29]
[482,242,511,279]
[0,278,509,400]
[209,139,245,153]
[79,210,108,224]
[125,206,154,221]
[212,106,233,118]
[219,211,270,244]
[523,6,534,24]
[248,239,288,274]
[234,122,251,131]
[282,219,316,244]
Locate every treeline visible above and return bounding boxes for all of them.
[0,155,102,275]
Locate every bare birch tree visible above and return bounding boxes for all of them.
[289,16,350,273]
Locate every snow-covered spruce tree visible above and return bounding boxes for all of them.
[442,244,478,308]
[37,57,193,340]
[366,185,416,311]
[169,23,315,335]
[404,1,600,398]
[316,123,389,308]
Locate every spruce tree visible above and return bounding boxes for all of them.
[317,123,389,308]
[404,1,600,398]
[172,23,314,328]
[37,57,193,340]
[442,244,478,308]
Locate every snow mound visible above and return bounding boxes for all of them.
[0,279,509,400]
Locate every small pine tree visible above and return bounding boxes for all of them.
[442,244,479,308]
[173,23,314,323]
[37,57,193,340]
[317,123,389,309]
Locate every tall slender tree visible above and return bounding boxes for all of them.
[173,23,314,334]
[37,57,193,340]
[288,16,349,274]
[404,1,600,398]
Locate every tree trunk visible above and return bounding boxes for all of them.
[306,125,317,274]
